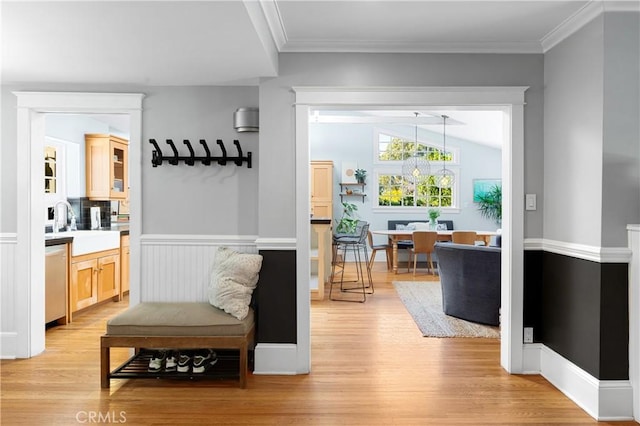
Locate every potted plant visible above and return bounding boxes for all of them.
[355,169,367,184]
[476,184,502,226]
[336,202,359,234]
[428,208,440,229]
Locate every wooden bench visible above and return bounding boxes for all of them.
[101,302,255,388]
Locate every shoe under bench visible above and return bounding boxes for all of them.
[101,302,255,388]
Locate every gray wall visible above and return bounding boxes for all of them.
[544,13,640,248]
[602,12,640,246]
[310,122,502,232]
[0,85,259,235]
[140,86,258,235]
[259,52,545,239]
[544,16,605,247]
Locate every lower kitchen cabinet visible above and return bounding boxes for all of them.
[70,248,120,319]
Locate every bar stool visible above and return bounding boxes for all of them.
[330,221,373,302]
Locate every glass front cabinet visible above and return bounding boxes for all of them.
[85,134,129,200]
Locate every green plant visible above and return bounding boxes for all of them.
[476,185,502,225]
[355,168,367,183]
[428,208,440,222]
[336,202,359,234]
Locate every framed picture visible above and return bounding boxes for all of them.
[473,179,501,202]
[341,161,358,183]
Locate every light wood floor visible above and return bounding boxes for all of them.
[1,263,636,425]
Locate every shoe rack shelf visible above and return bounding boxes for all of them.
[109,349,247,382]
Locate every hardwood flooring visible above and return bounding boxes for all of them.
[1,264,636,425]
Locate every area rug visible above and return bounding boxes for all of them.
[393,281,500,338]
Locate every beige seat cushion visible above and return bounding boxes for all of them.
[106,302,254,337]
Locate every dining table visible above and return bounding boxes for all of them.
[370,229,500,274]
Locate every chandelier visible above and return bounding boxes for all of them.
[434,114,455,189]
[401,112,430,184]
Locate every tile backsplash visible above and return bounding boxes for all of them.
[68,198,111,230]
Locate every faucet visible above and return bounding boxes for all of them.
[53,200,77,233]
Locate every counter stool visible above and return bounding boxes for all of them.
[330,222,373,303]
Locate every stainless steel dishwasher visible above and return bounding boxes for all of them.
[45,244,67,324]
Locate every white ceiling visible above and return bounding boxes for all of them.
[3,0,637,86]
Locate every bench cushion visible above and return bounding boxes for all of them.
[106,302,254,337]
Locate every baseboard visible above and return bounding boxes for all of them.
[253,343,298,375]
[521,342,543,374]
[0,332,17,359]
[534,344,634,421]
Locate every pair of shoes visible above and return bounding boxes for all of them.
[148,350,177,373]
[148,350,167,373]
[193,349,217,374]
[177,351,192,373]
[165,351,177,372]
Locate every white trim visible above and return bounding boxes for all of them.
[541,1,603,53]
[281,40,543,54]
[293,86,529,107]
[257,0,287,52]
[294,86,527,377]
[140,234,259,246]
[255,237,297,251]
[522,343,635,421]
[539,345,634,421]
[13,91,144,358]
[521,343,543,374]
[0,233,18,243]
[523,238,632,263]
[0,333,17,359]
[253,343,299,375]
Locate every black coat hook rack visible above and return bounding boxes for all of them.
[149,138,252,168]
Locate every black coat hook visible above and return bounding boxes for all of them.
[183,140,195,166]
[166,139,179,165]
[148,138,252,169]
[149,139,163,167]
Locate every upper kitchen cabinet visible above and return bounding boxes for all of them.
[85,134,129,200]
[44,138,66,207]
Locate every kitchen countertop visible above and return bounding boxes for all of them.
[44,225,129,247]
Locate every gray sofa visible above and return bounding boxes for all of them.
[434,242,501,326]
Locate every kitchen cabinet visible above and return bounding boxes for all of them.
[85,134,129,200]
[310,161,333,219]
[70,248,120,319]
[120,234,130,299]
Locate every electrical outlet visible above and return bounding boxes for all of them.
[524,327,534,343]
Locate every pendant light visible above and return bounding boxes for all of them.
[401,112,430,184]
[434,114,455,189]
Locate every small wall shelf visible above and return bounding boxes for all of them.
[339,182,366,202]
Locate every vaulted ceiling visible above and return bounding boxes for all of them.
[4,0,634,86]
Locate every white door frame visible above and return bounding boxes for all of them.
[14,91,143,357]
[293,86,527,374]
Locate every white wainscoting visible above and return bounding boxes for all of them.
[1,233,17,358]
[139,234,259,302]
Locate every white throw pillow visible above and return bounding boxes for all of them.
[208,247,263,320]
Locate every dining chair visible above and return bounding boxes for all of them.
[451,231,478,245]
[367,230,391,271]
[407,231,438,276]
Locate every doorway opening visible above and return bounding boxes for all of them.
[293,87,527,374]
[14,91,143,358]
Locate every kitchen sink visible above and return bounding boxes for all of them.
[45,230,121,256]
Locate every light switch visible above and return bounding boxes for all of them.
[525,193,537,211]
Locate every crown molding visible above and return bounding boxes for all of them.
[259,0,287,52]
[541,0,640,53]
[279,40,543,54]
